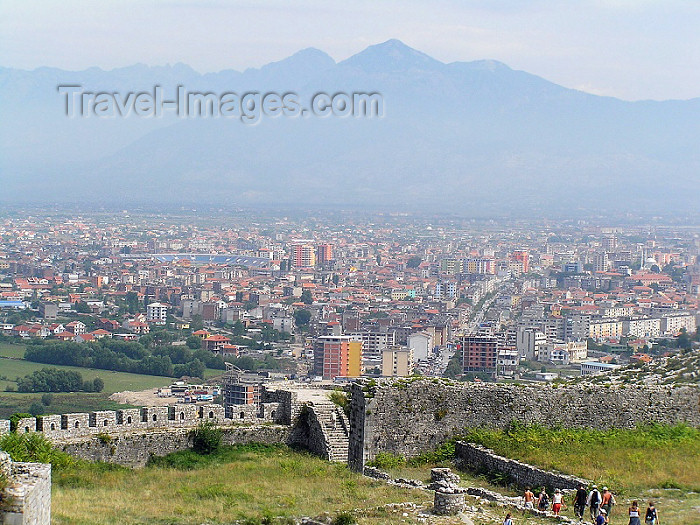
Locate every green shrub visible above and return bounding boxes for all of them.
[8,413,32,432]
[329,390,350,417]
[331,511,357,525]
[0,432,74,469]
[367,452,406,470]
[190,422,222,455]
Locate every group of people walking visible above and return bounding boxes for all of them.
[518,484,659,524]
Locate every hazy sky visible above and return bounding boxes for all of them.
[1,0,698,101]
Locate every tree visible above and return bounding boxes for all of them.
[300,290,313,305]
[190,314,204,332]
[92,377,104,392]
[29,403,44,416]
[294,309,311,328]
[443,354,462,379]
[74,301,91,314]
[41,393,53,406]
[406,256,422,268]
[676,328,692,351]
[232,320,246,336]
[186,335,202,350]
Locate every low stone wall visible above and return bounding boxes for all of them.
[455,442,588,491]
[0,452,51,525]
[57,424,291,467]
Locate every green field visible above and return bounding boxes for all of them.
[0,342,173,418]
[0,392,134,419]
[0,343,174,393]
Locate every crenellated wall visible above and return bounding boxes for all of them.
[2,402,281,442]
[348,379,700,471]
[0,394,343,468]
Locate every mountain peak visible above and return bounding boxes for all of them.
[340,39,443,73]
[245,47,335,79]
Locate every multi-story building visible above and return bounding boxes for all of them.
[440,258,463,275]
[660,313,696,336]
[381,346,414,377]
[316,244,333,264]
[511,250,530,273]
[588,319,623,340]
[349,330,395,359]
[290,244,316,268]
[313,335,362,380]
[463,257,495,275]
[461,334,498,374]
[623,317,662,338]
[408,331,433,361]
[515,327,546,360]
[146,302,168,324]
[497,347,519,376]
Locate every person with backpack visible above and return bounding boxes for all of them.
[574,483,588,520]
[587,484,602,520]
[601,487,616,519]
[644,502,658,525]
[537,488,549,511]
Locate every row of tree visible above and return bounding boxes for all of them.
[17,368,104,393]
[24,340,212,379]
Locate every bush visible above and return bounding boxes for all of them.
[329,390,350,417]
[331,512,357,525]
[8,413,32,432]
[0,432,74,469]
[17,368,85,393]
[41,393,53,406]
[190,422,222,455]
[29,402,44,416]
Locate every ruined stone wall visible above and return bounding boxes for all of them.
[454,442,588,490]
[287,405,330,461]
[58,424,291,467]
[348,380,700,471]
[0,452,51,525]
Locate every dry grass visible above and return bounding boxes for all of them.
[51,445,426,524]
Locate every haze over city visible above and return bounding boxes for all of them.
[0,2,698,525]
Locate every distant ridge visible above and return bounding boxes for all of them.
[1,40,699,214]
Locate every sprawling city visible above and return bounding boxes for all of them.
[1,2,699,525]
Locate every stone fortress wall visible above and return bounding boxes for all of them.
[348,379,700,471]
[0,387,343,468]
[0,451,51,525]
[1,402,281,442]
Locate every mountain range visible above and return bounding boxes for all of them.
[1,39,698,215]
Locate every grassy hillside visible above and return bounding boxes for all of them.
[460,424,700,493]
[51,444,427,525]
